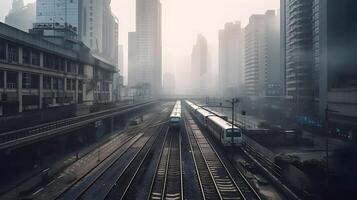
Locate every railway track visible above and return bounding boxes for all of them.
[184,110,261,200]
[148,129,183,200]
[105,126,169,200]
[46,110,169,200]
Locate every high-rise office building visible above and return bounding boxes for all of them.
[36,0,79,33]
[281,0,357,119]
[191,34,208,95]
[219,22,244,97]
[132,0,162,97]
[128,32,138,87]
[36,0,118,67]
[281,0,314,114]
[312,0,357,117]
[244,10,280,97]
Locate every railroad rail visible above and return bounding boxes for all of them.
[26,109,164,200]
[184,110,261,200]
[148,129,183,200]
[106,126,169,200]
[0,101,156,150]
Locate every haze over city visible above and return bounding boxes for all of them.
[0,0,356,199]
[1,0,279,89]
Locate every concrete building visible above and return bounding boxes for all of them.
[5,0,36,32]
[281,0,314,114]
[36,0,79,33]
[128,32,138,87]
[218,22,244,97]
[244,10,280,97]
[281,0,357,121]
[131,0,162,97]
[118,45,124,77]
[36,0,118,68]
[0,22,116,116]
[191,35,208,95]
[312,0,357,117]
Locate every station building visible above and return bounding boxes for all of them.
[0,22,116,116]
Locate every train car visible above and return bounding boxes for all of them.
[206,116,242,146]
[194,108,214,127]
[204,107,229,120]
[169,101,182,128]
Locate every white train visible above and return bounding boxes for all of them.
[185,100,242,146]
[169,101,181,128]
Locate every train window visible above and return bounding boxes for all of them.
[226,129,241,137]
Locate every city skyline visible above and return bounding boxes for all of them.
[0,0,279,87]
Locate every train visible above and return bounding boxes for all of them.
[169,101,182,128]
[185,100,242,146]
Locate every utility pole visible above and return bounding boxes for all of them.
[227,98,239,146]
[325,106,338,191]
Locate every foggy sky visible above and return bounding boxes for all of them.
[0,0,279,90]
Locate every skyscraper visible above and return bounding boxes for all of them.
[128,32,138,87]
[36,0,118,67]
[244,10,280,97]
[36,0,79,33]
[312,0,357,117]
[281,0,314,114]
[219,22,244,97]
[133,0,162,97]
[191,35,208,95]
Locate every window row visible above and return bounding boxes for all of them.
[0,39,84,75]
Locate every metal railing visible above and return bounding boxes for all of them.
[0,101,155,149]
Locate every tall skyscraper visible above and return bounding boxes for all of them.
[5,0,36,32]
[36,0,79,32]
[312,0,357,117]
[128,32,138,87]
[132,0,162,97]
[244,10,280,97]
[118,45,124,75]
[281,0,314,114]
[191,35,208,95]
[219,22,244,97]
[80,0,118,65]
[36,0,118,67]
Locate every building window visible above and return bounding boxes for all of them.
[0,39,6,60]
[23,48,31,64]
[43,76,51,89]
[66,79,70,90]
[22,73,39,89]
[67,61,77,73]
[61,58,66,71]
[78,80,83,91]
[31,74,39,89]
[78,65,84,75]
[8,44,18,63]
[7,71,17,89]
[58,78,64,90]
[22,73,31,89]
[31,50,40,66]
[53,77,58,90]
[44,53,55,69]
